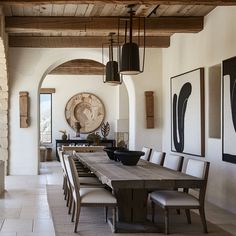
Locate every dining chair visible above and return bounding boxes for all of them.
[150,158,210,234]
[149,150,166,165]
[141,147,152,161]
[163,154,184,171]
[57,147,69,198]
[59,150,103,213]
[64,154,117,233]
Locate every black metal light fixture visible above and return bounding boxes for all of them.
[103,33,122,85]
[119,5,146,75]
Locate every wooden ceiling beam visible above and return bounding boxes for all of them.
[49,59,104,75]
[5,16,203,35]
[1,1,236,6]
[8,35,170,47]
[49,67,104,75]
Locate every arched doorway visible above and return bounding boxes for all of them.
[38,56,132,172]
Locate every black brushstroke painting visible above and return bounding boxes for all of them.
[223,57,236,164]
[172,82,192,152]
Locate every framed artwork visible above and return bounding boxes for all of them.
[171,68,205,156]
[222,57,236,164]
[65,92,105,134]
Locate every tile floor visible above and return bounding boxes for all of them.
[0,161,236,236]
[0,162,59,236]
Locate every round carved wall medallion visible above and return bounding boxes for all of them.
[65,93,105,134]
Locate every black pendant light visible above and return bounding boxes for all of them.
[103,33,122,85]
[119,5,146,75]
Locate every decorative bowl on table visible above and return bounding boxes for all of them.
[114,150,145,166]
[103,147,127,161]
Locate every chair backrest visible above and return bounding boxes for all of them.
[64,155,81,201]
[141,147,152,161]
[149,150,165,165]
[185,159,207,178]
[163,154,183,171]
[58,148,67,173]
[185,158,210,203]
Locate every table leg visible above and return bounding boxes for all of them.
[115,188,147,222]
[108,188,160,233]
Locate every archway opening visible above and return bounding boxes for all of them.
[38,57,131,169]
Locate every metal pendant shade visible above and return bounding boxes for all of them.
[119,5,145,75]
[103,33,122,85]
[120,42,140,75]
[105,61,121,84]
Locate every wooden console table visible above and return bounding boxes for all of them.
[55,139,115,161]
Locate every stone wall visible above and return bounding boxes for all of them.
[0,160,4,194]
[0,8,9,174]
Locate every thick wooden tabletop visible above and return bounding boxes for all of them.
[75,152,203,190]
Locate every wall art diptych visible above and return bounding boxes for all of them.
[222,57,236,164]
[171,68,205,156]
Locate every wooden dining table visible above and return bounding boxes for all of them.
[75,152,204,233]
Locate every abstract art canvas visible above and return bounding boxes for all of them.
[171,68,205,156]
[222,57,236,164]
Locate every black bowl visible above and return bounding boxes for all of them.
[114,150,145,166]
[103,147,127,161]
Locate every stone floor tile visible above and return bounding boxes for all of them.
[33,219,54,233]
[0,219,33,232]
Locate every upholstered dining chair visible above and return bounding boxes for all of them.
[149,150,166,165]
[57,147,69,199]
[64,155,117,233]
[58,150,103,214]
[150,158,210,234]
[141,147,152,161]
[163,154,184,171]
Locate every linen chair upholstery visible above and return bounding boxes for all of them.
[141,147,152,161]
[59,150,103,214]
[64,155,117,233]
[150,158,210,234]
[149,150,165,165]
[163,154,184,171]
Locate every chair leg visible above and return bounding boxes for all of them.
[68,192,73,214]
[66,189,70,207]
[74,202,81,233]
[112,207,117,233]
[185,209,191,224]
[151,201,155,223]
[164,209,169,235]
[63,176,66,191]
[71,200,75,222]
[105,206,108,222]
[64,185,68,200]
[199,207,208,233]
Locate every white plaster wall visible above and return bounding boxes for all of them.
[42,74,118,158]
[8,47,162,175]
[8,48,131,175]
[162,6,236,213]
[130,49,163,151]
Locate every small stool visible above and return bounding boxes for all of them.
[46,148,52,161]
[40,146,47,162]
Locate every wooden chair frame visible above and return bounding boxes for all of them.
[151,160,210,234]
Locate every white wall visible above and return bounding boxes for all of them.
[42,74,119,158]
[8,47,163,175]
[8,48,132,175]
[130,49,163,151]
[162,6,236,213]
